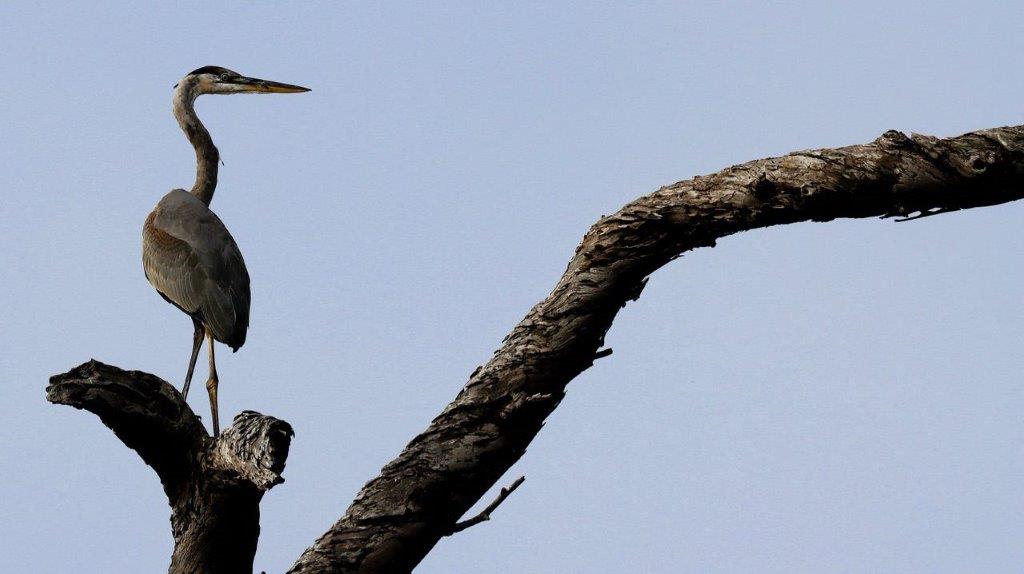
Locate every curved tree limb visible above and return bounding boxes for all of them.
[47,360,293,574]
[286,126,1024,573]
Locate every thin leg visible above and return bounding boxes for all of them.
[205,329,220,438]
[182,319,204,399]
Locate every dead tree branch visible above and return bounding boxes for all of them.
[47,360,293,574]
[49,124,1024,573]
[286,126,1024,573]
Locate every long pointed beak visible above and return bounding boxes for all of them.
[234,76,310,93]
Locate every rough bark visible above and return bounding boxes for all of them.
[47,361,293,574]
[50,124,1024,573]
[285,126,1024,573]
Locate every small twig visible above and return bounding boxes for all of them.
[893,206,959,222]
[446,476,526,535]
[594,348,614,360]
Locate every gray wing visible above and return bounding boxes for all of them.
[143,190,250,350]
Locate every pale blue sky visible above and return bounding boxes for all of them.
[3,2,1024,573]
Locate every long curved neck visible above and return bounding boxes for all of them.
[173,80,219,205]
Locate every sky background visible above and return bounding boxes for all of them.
[3,2,1024,573]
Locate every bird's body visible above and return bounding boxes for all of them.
[143,189,250,350]
[143,66,308,436]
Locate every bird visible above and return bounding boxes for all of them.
[143,66,309,437]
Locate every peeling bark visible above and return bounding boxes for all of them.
[49,125,1024,573]
[286,126,1024,573]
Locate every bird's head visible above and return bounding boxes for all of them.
[175,66,310,96]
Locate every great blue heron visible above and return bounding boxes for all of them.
[143,66,309,437]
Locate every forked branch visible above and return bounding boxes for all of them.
[47,360,293,574]
[50,124,1024,574]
